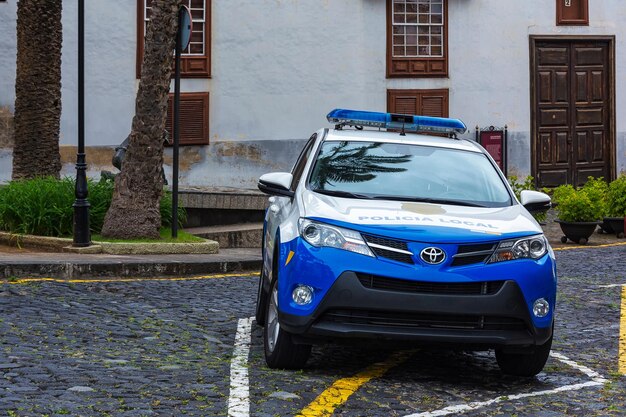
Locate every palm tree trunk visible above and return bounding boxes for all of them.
[12,0,62,179]
[101,0,182,239]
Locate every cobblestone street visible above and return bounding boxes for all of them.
[1,245,625,417]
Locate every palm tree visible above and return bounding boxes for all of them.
[310,142,410,189]
[101,0,183,238]
[12,0,62,179]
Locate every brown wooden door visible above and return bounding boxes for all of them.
[533,39,611,187]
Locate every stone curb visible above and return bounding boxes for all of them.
[0,232,219,255]
[1,258,261,279]
[0,232,70,251]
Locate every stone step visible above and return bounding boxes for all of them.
[185,222,263,249]
[179,187,267,211]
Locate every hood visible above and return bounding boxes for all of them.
[301,189,542,244]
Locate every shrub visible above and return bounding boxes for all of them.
[551,184,575,205]
[607,175,626,217]
[556,192,599,222]
[581,176,609,218]
[555,182,606,223]
[0,176,185,237]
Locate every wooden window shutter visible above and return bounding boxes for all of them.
[387,89,449,117]
[165,92,209,145]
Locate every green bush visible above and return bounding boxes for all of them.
[607,174,626,217]
[551,184,575,205]
[555,183,606,223]
[581,176,609,218]
[0,177,185,237]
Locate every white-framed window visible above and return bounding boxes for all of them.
[138,0,211,78]
[392,0,444,58]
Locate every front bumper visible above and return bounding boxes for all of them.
[279,271,552,348]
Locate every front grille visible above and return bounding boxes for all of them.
[362,234,414,264]
[357,273,505,295]
[451,243,496,267]
[320,309,526,331]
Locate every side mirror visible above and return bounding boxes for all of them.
[258,172,295,198]
[520,190,551,214]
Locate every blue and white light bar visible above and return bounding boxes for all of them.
[326,108,467,135]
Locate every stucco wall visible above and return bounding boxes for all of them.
[0,0,625,187]
[0,1,17,112]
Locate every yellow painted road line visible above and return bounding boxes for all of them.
[618,287,626,375]
[553,242,626,251]
[296,351,413,417]
[2,271,259,285]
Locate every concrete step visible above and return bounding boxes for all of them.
[185,222,263,249]
[178,187,268,228]
[179,187,267,211]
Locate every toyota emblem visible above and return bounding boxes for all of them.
[420,247,446,265]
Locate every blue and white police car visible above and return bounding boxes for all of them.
[255,109,556,377]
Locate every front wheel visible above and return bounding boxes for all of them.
[264,279,311,369]
[495,334,552,377]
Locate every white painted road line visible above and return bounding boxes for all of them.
[402,381,603,417]
[597,284,626,288]
[402,351,607,417]
[228,317,254,417]
[549,352,607,383]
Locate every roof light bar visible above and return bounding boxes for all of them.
[326,108,467,135]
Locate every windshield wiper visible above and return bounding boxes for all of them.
[312,189,373,199]
[369,195,486,207]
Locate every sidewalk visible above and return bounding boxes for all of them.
[0,247,262,279]
[0,210,623,279]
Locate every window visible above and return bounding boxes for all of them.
[387,89,449,118]
[387,0,447,77]
[165,92,209,145]
[309,141,511,208]
[556,0,588,26]
[291,134,317,190]
[137,0,211,78]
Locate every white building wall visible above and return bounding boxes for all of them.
[0,0,624,186]
[0,0,16,112]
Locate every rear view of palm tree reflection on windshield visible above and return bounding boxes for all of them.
[309,141,410,190]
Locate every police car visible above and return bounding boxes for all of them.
[255,109,556,377]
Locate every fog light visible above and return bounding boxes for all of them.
[533,298,550,318]
[292,285,314,305]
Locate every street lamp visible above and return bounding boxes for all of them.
[73,0,90,247]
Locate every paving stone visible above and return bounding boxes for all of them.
[67,386,95,392]
[1,252,625,416]
[269,391,301,400]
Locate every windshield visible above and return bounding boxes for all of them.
[308,140,512,208]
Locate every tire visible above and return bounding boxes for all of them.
[495,334,552,377]
[264,278,311,369]
[255,270,268,326]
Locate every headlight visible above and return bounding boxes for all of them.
[299,219,374,257]
[488,235,548,263]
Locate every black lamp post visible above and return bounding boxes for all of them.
[73,0,90,247]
